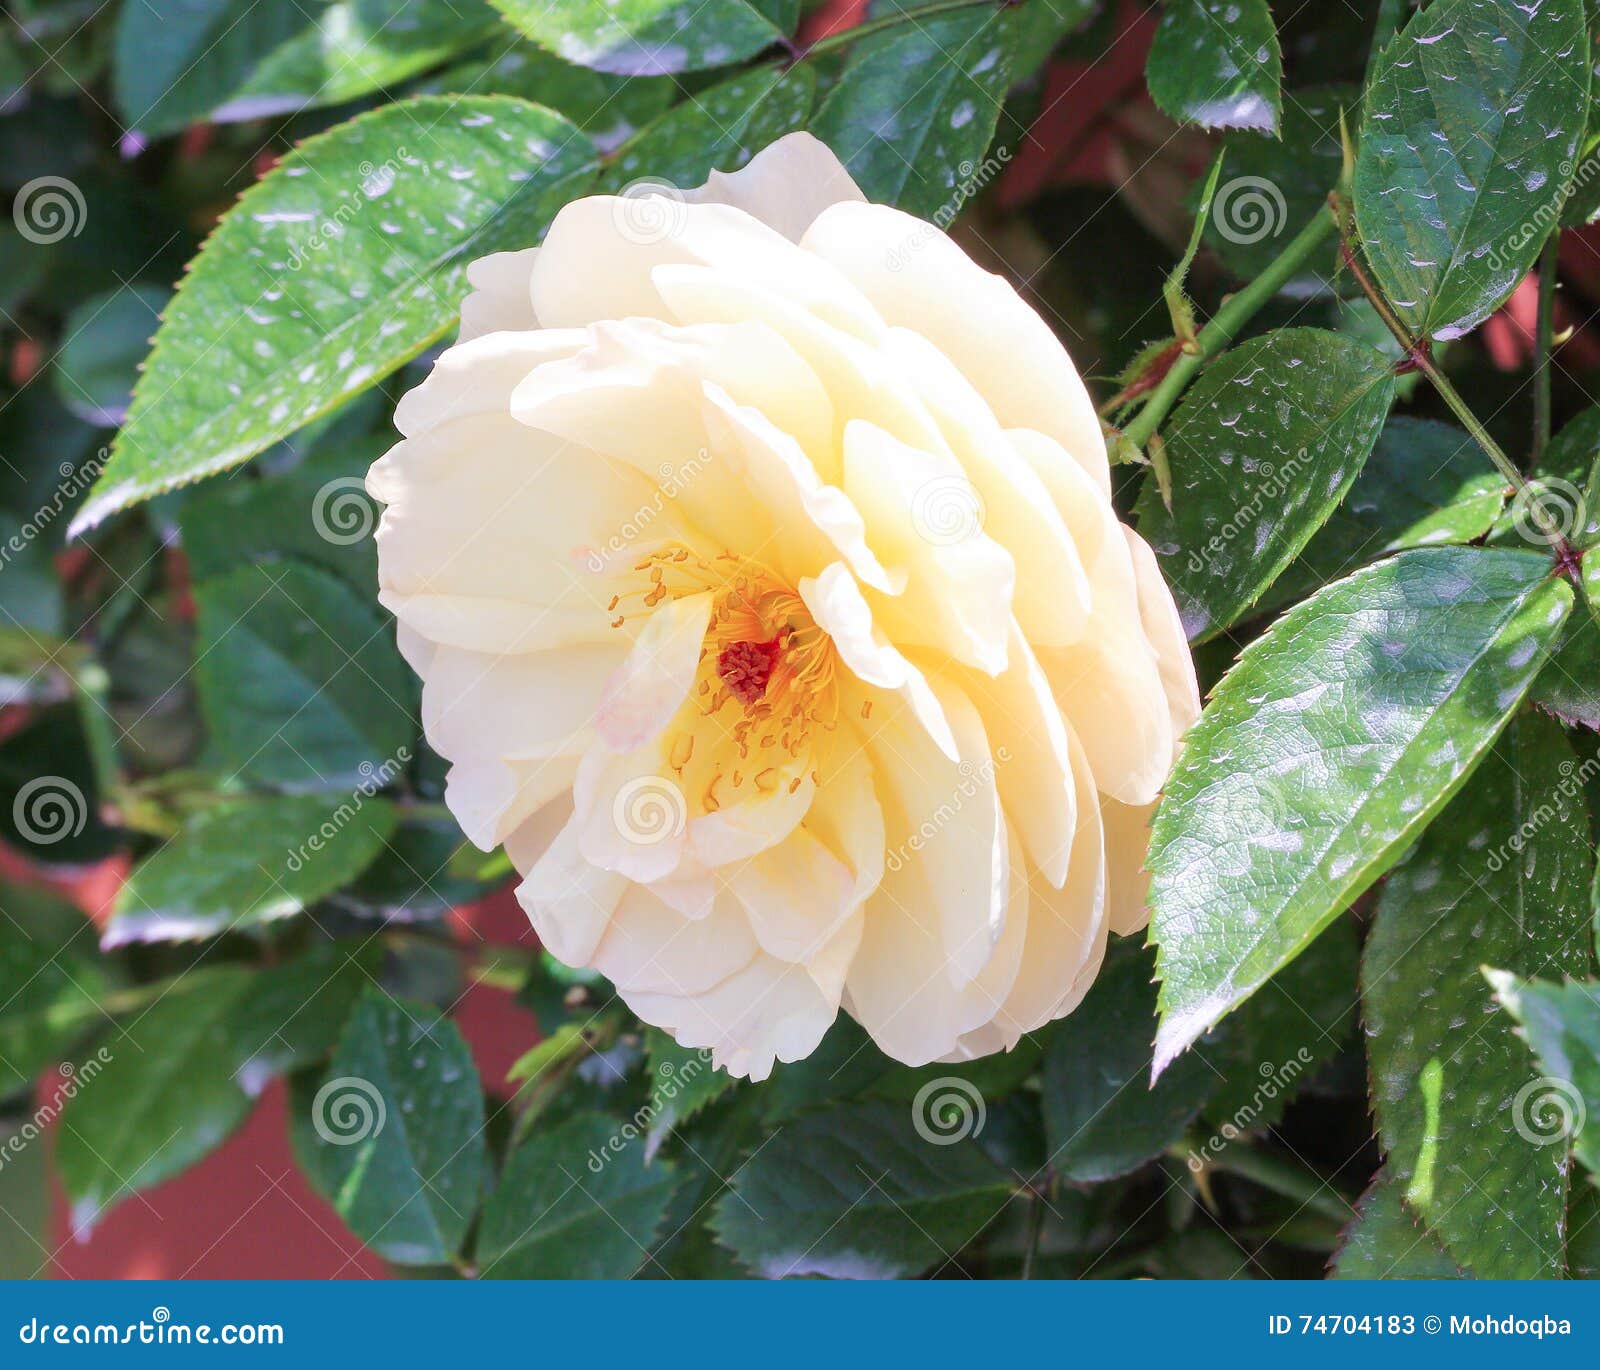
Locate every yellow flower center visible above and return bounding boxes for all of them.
[609,546,839,810]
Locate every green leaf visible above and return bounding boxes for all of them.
[1490,971,1600,1183]
[870,1038,1043,1107]
[112,0,306,136]
[487,0,789,75]
[56,967,258,1233]
[1570,1181,1600,1277]
[177,436,385,594]
[1260,417,1509,612]
[1200,917,1358,1134]
[224,942,379,1094]
[811,6,1018,219]
[1145,0,1282,134]
[193,561,416,791]
[1041,941,1218,1182]
[71,97,598,534]
[1331,1169,1471,1279]
[647,1091,764,1278]
[51,285,168,428]
[478,1112,679,1277]
[712,1100,1012,1278]
[1531,601,1600,731]
[1366,716,1591,1278]
[1006,0,1097,81]
[1203,86,1354,291]
[1354,0,1591,340]
[600,65,814,191]
[0,881,108,1099]
[304,991,488,1265]
[215,0,501,121]
[1134,328,1397,642]
[104,794,397,945]
[642,1029,734,1152]
[424,41,674,152]
[1149,547,1573,1074]
[340,816,500,922]
[757,1014,892,1122]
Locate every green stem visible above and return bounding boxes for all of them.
[1021,1190,1045,1280]
[1533,232,1560,468]
[1120,205,1339,449]
[799,0,1011,60]
[1335,228,1572,550]
[1170,1135,1353,1226]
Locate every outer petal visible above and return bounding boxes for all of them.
[510,804,627,967]
[593,884,758,997]
[685,132,866,242]
[1027,468,1174,807]
[419,640,622,849]
[531,196,881,339]
[1100,797,1156,936]
[457,248,540,341]
[1125,525,1202,739]
[626,940,846,1082]
[801,200,1111,492]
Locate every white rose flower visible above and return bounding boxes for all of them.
[366,133,1199,1080]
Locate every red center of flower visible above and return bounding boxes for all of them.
[717,636,783,706]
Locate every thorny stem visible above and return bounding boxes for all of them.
[1533,231,1560,468]
[1118,206,1339,450]
[1333,210,1579,563]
